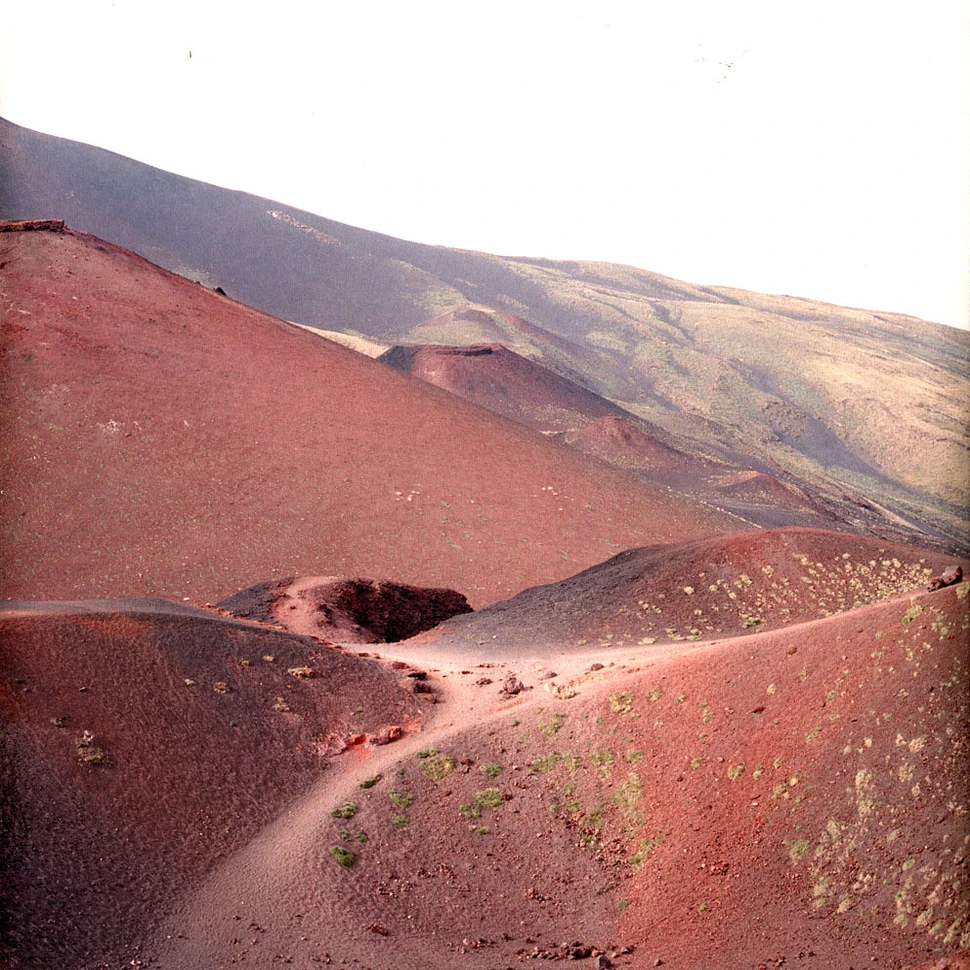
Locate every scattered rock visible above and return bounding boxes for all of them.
[501,674,525,696]
[402,677,434,695]
[0,218,66,233]
[928,565,963,591]
[287,666,315,679]
[368,724,403,745]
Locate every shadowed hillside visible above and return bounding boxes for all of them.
[0,600,422,969]
[2,118,966,552]
[379,342,847,531]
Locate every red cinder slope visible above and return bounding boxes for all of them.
[0,600,421,970]
[417,527,966,651]
[0,224,742,606]
[149,582,970,970]
[378,341,628,432]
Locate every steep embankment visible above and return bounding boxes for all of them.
[0,600,422,970]
[0,223,741,606]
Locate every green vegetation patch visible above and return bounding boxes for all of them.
[590,749,616,780]
[609,691,635,714]
[788,838,811,863]
[531,753,563,773]
[389,789,414,810]
[538,712,566,737]
[330,846,355,867]
[629,831,667,868]
[359,773,383,789]
[901,604,923,625]
[480,762,503,778]
[612,772,643,817]
[475,787,505,810]
[417,751,455,782]
[459,786,506,820]
[330,802,357,819]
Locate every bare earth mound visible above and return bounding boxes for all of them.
[378,342,628,433]
[219,575,473,643]
[0,601,422,969]
[0,224,742,607]
[416,527,966,653]
[149,581,970,970]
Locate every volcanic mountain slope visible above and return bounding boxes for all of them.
[0,600,424,970]
[0,222,742,606]
[3,118,967,551]
[379,341,841,531]
[414,528,967,654]
[3,531,967,969]
[147,577,969,970]
[378,341,628,433]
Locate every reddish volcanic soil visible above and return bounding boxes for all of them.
[3,531,966,970]
[0,225,742,608]
[146,580,970,970]
[378,341,843,533]
[0,600,423,969]
[379,342,627,432]
[2,225,968,970]
[415,528,967,654]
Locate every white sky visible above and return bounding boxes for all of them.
[1,1,968,328]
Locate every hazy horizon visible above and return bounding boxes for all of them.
[1,0,967,328]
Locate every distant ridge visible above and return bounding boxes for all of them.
[379,343,841,531]
[2,117,967,552]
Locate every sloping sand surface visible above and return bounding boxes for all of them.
[149,581,969,970]
[0,601,422,969]
[416,527,965,654]
[0,225,742,607]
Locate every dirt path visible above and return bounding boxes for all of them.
[149,624,734,968]
[153,585,950,968]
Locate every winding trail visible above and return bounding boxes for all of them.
[152,581,965,969]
